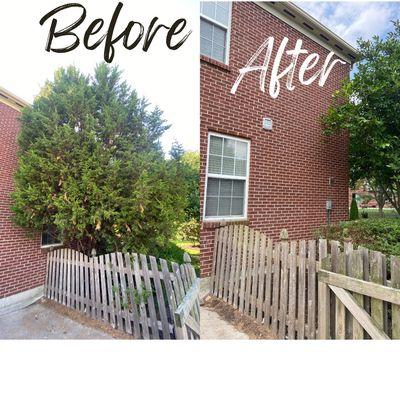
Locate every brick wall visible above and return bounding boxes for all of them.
[200,2,350,276]
[0,101,47,299]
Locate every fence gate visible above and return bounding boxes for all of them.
[211,224,400,340]
[44,249,200,340]
[318,242,400,340]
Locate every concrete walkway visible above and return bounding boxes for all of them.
[0,302,114,339]
[201,306,249,339]
[200,279,249,339]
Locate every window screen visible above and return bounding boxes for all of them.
[200,2,231,63]
[205,134,249,219]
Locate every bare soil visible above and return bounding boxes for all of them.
[202,296,277,340]
[42,298,133,340]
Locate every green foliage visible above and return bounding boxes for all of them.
[169,140,185,161]
[315,219,400,257]
[114,284,153,309]
[169,147,200,221]
[156,241,199,275]
[350,198,359,220]
[321,21,400,213]
[361,210,369,219]
[11,63,186,255]
[177,218,200,244]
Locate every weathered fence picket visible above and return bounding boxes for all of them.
[211,225,400,340]
[44,249,200,340]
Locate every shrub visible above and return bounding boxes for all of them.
[177,219,200,245]
[361,211,369,219]
[350,198,359,220]
[315,219,400,257]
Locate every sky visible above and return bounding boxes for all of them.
[0,0,199,153]
[297,1,400,47]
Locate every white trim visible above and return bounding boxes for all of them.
[40,243,63,249]
[200,1,232,65]
[0,286,44,316]
[204,131,250,222]
[256,2,356,65]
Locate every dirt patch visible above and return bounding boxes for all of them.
[41,299,133,340]
[203,296,277,340]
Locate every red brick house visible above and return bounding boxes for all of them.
[0,87,53,314]
[200,2,357,276]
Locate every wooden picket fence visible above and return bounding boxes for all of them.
[318,241,400,339]
[211,224,400,340]
[44,248,200,340]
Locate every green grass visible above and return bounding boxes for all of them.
[359,208,399,219]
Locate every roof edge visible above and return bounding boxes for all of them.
[256,1,359,64]
[0,86,30,112]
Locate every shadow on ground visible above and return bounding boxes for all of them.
[0,299,131,340]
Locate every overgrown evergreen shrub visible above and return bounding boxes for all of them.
[350,198,359,220]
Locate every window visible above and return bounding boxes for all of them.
[205,133,250,220]
[41,226,62,248]
[200,1,231,64]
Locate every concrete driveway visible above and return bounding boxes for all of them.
[0,300,117,339]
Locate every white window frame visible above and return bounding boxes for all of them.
[41,228,63,249]
[200,1,232,65]
[204,131,250,222]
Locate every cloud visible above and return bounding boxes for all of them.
[297,1,400,47]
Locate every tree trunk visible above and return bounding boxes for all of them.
[382,181,400,216]
[369,181,387,218]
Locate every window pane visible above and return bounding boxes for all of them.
[205,177,245,218]
[212,43,225,63]
[231,198,244,216]
[205,196,218,217]
[236,141,247,159]
[208,154,222,174]
[207,177,219,196]
[219,179,232,196]
[209,135,223,155]
[223,138,235,157]
[200,18,213,40]
[217,1,230,10]
[235,159,247,176]
[213,24,226,47]
[201,2,216,19]
[41,227,62,246]
[232,180,245,197]
[200,37,212,58]
[216,3,230,26]
[222,156,234,175]
[218,197,232,216]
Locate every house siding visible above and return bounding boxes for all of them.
[0,101,47,299]
[200,2,350,277]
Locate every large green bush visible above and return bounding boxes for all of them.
[316,219,400,257]
[11,64,186,255]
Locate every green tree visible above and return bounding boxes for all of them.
[12,63,185,255]
[169,140,185,161]
[322,21,400,215]
[179,150,200,221]
[350,197,359,220]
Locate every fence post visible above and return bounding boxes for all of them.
[280,228,289,241]
[318,239,331,339]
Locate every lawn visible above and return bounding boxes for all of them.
[360,208,399,219]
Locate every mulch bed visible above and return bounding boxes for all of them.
[41,298,133,340]
[202,296,277,340]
